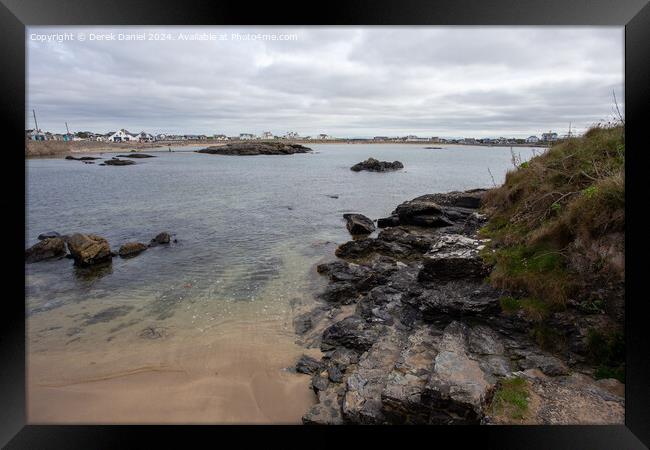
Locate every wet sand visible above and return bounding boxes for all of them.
[28,318,320,424]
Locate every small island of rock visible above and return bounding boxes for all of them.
[197,142,312,156]
[350,157,404,172]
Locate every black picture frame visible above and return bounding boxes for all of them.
[2,0,649,448]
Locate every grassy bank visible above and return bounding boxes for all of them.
[480,124,625,379]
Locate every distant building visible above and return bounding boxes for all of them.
[283,131,299,139]
[213,134,228,141]
[261,131,274,139]
[373,136,389,141]
[239,133,255,140]
[108,129,138,142]
[405,135,429,142]
[318,134,329,140]
[541,132,558,142]
[136,131,155,142]
[526,135,540,143]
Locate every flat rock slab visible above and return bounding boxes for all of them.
[197,142,312,155]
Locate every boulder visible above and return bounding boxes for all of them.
[421,322,494,423]
[118,242,147,258]
[418,234,491,282]
[409,281,501,320]
[343,213,375,235]
[149,232,171,246]
[350,158,404,172]
[321,316,381,352]
[37,231,62,240]
[295,355,323,375]
[66,233,112,266]
[25,237,67,263]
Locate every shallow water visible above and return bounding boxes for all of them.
[26,143,537,423]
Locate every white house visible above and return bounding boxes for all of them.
[261,131,274,139]
[283,131,299,139]
[108,129,138,142]
[526,135,540,143]
[213,134,228,141]
[136,131,155,142]
[240,133,255,140]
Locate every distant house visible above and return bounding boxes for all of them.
[318,134,329,140]
[213,134,228,141]
[108,129,138,142]
[261,131,274,139]
[526,135,540,143]
[283,132,299,140]
[136,131,155,142]
[239,133,255,140]
[541,132,558,142]
[406,135,429,142]
[26,129,47,140]
[373,136,389,141]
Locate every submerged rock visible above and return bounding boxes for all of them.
[118,242,147,258]
[103,158,135,166]
[197,142,312,155]
[350,158,404,172]
[343,213,375,235]
[37,231,62,241]
[25,237,67,263]
[65,155,101,161]
[116,153,156,158]
[66,233,112,266]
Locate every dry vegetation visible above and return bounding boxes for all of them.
[480,124,625,377]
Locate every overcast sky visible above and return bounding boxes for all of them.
[27,26,624,138]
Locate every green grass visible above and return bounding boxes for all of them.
[481,124,624,312]
[587,329,625,382]
[491,377,529,420]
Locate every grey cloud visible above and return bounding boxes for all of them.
[27,26,623,137]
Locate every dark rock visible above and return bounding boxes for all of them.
[150,232,171,246]
[350,158,404,172]
[118,242,147,258]
[197,142,312,155]
[418,234,491,282]
[65,155,101,161]
[328,365,344,383]
[103,158,135,166]
[343,213,376,235]
[296,355,322,374]
[321,316,381,352]
[66,233,112,266]
[409,281,501,320]
[116,153,156,158]
[377,215,400,228]
[37,231,62,240]
[25,237,67,263]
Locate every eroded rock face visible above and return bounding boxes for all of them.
[197,142,312,155]
[299,189,621,425]
[343,213,376,235]
[25,237,67,263]
[118,242,147,258]
[350,158,404,172]
[418,234,491,282]
[66,233,112,266]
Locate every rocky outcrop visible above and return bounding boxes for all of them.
[197,142,312,155]
[343,213,375,235]
[350,158,403,172]
[118,242,147,258]
[104,158,135,166]
[116,153,156,158]
[297,189,622,425]
[65,155,101,161]
[66,233,112,266]
[25,237,67,263]
[377,190,489,230]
